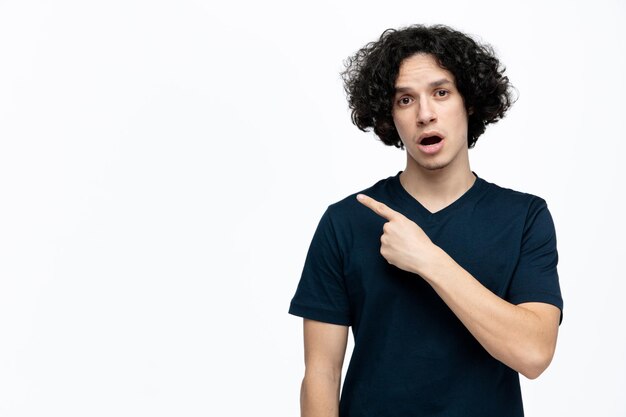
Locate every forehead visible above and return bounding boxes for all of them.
[395,53,456,86]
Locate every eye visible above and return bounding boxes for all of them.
[435,89,449,97]
[398,96,413,106]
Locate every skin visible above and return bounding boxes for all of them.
[300,319,347,417]
[393,53,477,212]
[300,53,561,417]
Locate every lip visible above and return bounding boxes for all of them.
[417,131,445,155]
[417,131,444,143]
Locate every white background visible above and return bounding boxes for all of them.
[0,0,624,415]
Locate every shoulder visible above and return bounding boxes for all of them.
[325,174,396,219]
[474,177,556,236]
[317,174,397,240]
[479,177,549,213]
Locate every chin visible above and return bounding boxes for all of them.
[420,163,448,171]
[414,155,450,171]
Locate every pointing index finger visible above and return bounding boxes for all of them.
[356,194,398,221]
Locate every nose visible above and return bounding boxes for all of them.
[416,99,436,125]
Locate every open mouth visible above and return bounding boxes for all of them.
[420,135,443,145]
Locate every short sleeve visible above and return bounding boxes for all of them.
[288,207,351,326]
[507,197,564,324]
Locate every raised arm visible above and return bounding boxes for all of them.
[356,193,562,379]
[424,255,560,379]
[300,319,349,417]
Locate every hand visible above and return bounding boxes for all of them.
[356,193,440,277]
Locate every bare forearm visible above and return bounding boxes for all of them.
[420,247,557,379]
[300,372,341,417]
[354,193,559,379]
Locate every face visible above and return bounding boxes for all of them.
[392,53,470,173]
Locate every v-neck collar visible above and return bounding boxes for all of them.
[389,170,486,221]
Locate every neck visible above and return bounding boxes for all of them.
[399,159,476,212]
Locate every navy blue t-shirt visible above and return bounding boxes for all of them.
[288,171,563,417]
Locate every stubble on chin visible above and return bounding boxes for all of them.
[406,148,448,172]
[422,162,447,171]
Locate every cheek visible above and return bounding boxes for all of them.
[444,107,469,136]
[392,112,414,135]
[453,114,467,131]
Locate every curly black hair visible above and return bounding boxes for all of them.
[341,24,515,149]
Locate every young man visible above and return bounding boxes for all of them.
[288,24,563,417]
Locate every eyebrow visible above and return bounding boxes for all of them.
[394,78,453,93]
